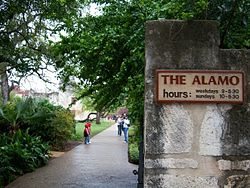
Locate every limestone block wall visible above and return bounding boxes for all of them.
[144,20,250,188]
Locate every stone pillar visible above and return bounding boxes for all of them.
[144,20,250,188]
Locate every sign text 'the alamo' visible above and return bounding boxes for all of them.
[156,70,244,104]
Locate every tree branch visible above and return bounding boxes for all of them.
[220,0,238,48]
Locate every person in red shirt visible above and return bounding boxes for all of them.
[83,122,91,144]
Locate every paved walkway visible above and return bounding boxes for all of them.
[6,124,138,188]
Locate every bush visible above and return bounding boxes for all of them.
[128,142,139,164]
[0,130,50,186]
[0,97,75,150]
[128,125,140,164]
[49,108,75,150]
[27,100,75,150]
[0,96,75,186]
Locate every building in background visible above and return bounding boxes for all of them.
[12,85,86,120]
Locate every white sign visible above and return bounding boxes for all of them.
[156,70,244,104]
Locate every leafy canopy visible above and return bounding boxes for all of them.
[53,0,250,122]
[0,0,82,101]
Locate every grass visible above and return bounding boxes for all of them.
[74,120,114,140]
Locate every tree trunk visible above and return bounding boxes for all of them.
[96,111,101,124]
[0,63,9,105]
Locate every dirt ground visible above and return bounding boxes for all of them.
[51,140,82,158]
[62,140,82,152]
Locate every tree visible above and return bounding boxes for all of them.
[205,0,250,48]
[52,2,249,183]
[53,0,249,125]
[0,0,81,104]
[79,96,102,124]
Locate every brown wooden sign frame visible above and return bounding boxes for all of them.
[156,70,244,104]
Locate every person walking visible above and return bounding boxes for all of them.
[117,116,123,136]
[122,116,130,143]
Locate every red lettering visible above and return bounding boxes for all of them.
[179,75,186,85]
[192,75,240,86]
[192,75,201,85]
[229,76,239,85]
[208,76,217,85]
[161,75,186,85]
[218,76,229,85]
[201,76,208,85]
[161,75,170,84]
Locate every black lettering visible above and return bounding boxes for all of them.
[163,91,189,98]
[183,92,188,98]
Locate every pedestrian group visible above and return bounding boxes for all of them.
[116,114,130,143]
[83,114,130,145]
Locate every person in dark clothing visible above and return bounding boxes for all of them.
[117,116,123,136]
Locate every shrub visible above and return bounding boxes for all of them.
[128,125,140,164]
[0,130,50,186]
[128,142,139,164]
[0,97,75,150]
[0,96,75,186]
[0,96,26,133]
[49,108,75,150]
[19,99,57,141]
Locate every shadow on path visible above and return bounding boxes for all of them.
[6,124,138,188]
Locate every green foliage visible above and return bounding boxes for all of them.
[22,99,75,150]
[53,0,249,129]
[79,96,96,111]
[0,0,82,104]
[0,96,76,186]
[0,97,75,150]
[205,0,250,48]
[0,130,50,186]
[0,97,35,133]
[128,125,140,164]
[21,99,56,139]
[49,108,75,150]
[128,142,139,164]
[51,0,249,165]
